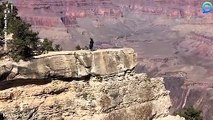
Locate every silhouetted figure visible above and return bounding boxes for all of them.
[89,38,94,50]
[0,112,4,120]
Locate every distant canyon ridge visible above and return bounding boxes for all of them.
[13,0,212,28]
[8,0,212,50]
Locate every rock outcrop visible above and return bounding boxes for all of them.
[0,48,184,120]
[1,48,137,80]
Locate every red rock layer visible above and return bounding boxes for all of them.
[115,0,213,22]
[11,0,213,27]
[178,32,213,60]
[14,0,122,27]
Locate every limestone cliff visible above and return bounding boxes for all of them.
[0,48,184,120]
[0,48,137,80]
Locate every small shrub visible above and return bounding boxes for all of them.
[83,46,89,50]
[174,106,203,120]
[75,45,81,50]
[54,44,62,51]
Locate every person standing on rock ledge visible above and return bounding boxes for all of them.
[89,38,94,50]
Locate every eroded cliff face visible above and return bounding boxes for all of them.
[0,48,184,120]
[14,0,122,27]
[177,32,213,60]
[0,73,171,120]
[12,0,211,27]
[114,0,205,18]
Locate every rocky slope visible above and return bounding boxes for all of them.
[12,0,212,27]
[14,0,121,27]
[163,73,213,120]
[10,0,213,30]
[0,48,184,120]
[113,0,208,20]
[178,32,213,60]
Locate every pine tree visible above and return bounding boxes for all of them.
[0,4,5,36]
[0,2,62,61]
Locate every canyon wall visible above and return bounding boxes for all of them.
[14,0,122,27]
[178,32,213,60]
[12,0,213,28]
[113,0,211,22]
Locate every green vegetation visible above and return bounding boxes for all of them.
[75,45,89,50]
[75,45,81,50]
[84,45,89,50]
[0,2,62,61]
[40,38,54,52]
[54,44,62,51]
[39,38,62,53]
[174,106,203,120]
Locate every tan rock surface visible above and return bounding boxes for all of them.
[154,115,185,120]
[0,48,184,120]
[0,48,137,80]
[0,73,183,120]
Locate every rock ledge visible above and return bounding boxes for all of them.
[1,48,137,80]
